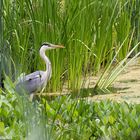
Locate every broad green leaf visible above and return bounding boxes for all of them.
[102,116,108,125]
[46,102,56,116]
[0,122,4,135]
[100,126,106,135]
[109,115,115,124]
[125,127,132,136]
[131,108,136,117]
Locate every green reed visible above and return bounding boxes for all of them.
[0,0,3,86]
[3,0,140,92]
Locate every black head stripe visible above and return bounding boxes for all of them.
[41,42,51,47]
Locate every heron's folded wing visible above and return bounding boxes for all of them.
[17,71,44,82]
[16,71,44,94]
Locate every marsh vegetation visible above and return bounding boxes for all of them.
[1,0,140,139]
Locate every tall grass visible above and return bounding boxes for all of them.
[3,0,140,92]
[0,0,2,87]
[2,1,140,139]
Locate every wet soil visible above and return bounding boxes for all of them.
[87,61,140,104]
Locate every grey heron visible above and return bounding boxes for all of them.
[15,42,64,100]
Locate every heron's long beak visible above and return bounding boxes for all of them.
[51,44,65,48]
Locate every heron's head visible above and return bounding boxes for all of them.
[40,42,64,51]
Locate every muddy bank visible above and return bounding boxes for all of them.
[44,58,140,104]
[87,61,140,104]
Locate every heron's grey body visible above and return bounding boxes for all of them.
[16,70,50,94]
[15,42,63,97]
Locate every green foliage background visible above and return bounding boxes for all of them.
[2,0,140,91]
[1,83,140,139]
[1,1,140,139]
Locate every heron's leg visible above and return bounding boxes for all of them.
[29,93,34,101]
[40,87,45,94]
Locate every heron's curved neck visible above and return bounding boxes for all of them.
[40,49,52,75]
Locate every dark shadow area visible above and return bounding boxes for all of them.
[119,79,139,83]
[70,86,130,99]
[35,86,131,101]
